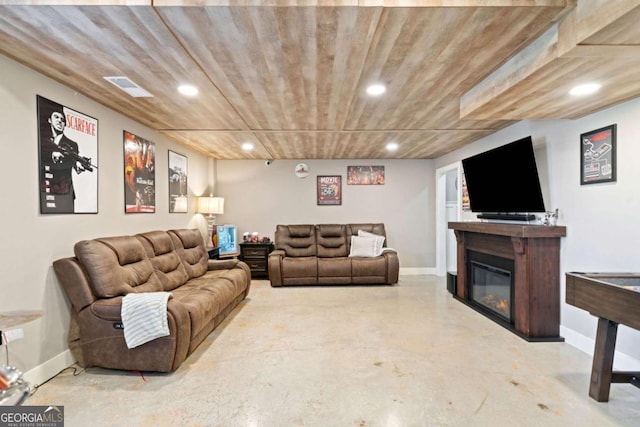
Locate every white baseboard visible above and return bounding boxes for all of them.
[561,326,640,370]
[400,267,436,275]
[23,350,75,387]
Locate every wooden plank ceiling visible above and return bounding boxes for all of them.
[0,1,637,160]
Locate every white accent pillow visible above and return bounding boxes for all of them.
[349,236,379,257]
[357,230,385,255]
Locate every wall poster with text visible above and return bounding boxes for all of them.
[37,95,98,214]
[124,131,155,213]
[317,175,342,205]
[581,124,616,185]
[168,150,188,213]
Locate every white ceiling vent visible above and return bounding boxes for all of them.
[103,76,153,98]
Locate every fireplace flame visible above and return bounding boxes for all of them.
[480,294,510,315]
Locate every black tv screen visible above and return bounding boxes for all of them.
[462,136,545,215]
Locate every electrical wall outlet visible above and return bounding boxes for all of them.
[2,328,24,344]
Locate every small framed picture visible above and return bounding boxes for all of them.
[580,124,616,185]
[317,175,342,205]
[347,165,385,185]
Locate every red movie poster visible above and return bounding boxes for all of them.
[124,131,156,213]
[317,175,342,205]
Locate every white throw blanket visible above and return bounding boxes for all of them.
[121,292,172,349]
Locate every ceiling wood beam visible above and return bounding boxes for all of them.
[459,2,640,120]
[574,0,640,43]
[3,0,574,8]
[155,0,571,6]
[459,22,559,119]
[562,45,640,59]
[3,1,150,4]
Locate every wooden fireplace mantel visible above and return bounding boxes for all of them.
[448,221,566,341]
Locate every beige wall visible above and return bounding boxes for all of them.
[214,159,435,270]
[0,55,211,379]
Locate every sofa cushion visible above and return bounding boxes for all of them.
[171,268,248,339]
[168,229,208,279]
[288,224,315,237]
[74,236,163,298]
[316,224,348,258]
[281,256,317,280]
[275,224,317,257]
[171,285,221,340]
[351,256,389,283]
[136,231,189,291]
[318,257,351,284]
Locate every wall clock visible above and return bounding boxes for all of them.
[295,163,310,178]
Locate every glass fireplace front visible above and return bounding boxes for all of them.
[468,252,513,322]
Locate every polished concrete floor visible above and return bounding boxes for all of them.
[27,276,640,426]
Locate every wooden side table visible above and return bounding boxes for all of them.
[239,242,274,279]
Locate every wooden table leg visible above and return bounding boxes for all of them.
[589,318,618,402]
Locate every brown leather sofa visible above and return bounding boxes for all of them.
[53,228,251,372]
[268,223,399,286]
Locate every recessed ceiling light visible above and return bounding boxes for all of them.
[386,142,399,151]
[569,83,601,96]
[366,84,386,96]
[178,84,199,97]
[241,142,254,151]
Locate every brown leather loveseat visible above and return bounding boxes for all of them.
[53,228,251,372]
[268,223,399,286]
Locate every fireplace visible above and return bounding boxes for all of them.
[448,222,566,341]
[468,251,514,323]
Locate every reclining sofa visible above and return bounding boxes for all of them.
[268,223,399,286]
[53,228,251,372]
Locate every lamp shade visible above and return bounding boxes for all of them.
[198,197,224,215]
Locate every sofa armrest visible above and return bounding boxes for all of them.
[90,296,124,320]
[268,250,285,286]
[269,249,286,258]
[89,295,189,326]
[53,257,97,312]
[208,259,252,291]
[207,258,242,271]
[381,250,400,284]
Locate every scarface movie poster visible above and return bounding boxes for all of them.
[37,95,98,214]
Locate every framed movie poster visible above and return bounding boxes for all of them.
[123,131,156,213]
[347,166,385,185]
[37,95,98,214]
[317,175,342,205]
[581,124,616,185]
[168,150,188,213]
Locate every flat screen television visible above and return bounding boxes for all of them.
[461,136,545,221]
